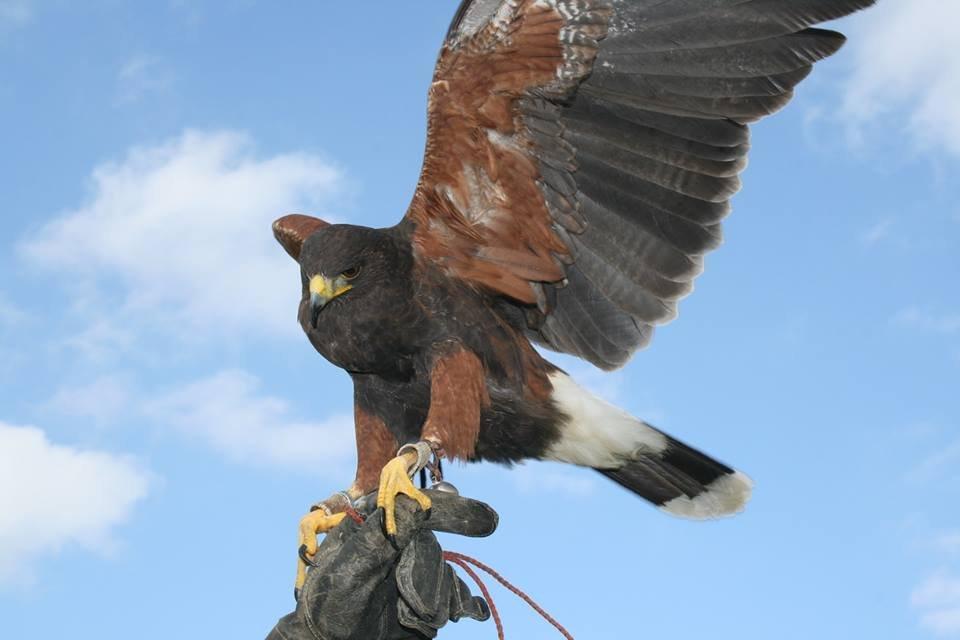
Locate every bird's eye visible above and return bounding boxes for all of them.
[341,266,361,280]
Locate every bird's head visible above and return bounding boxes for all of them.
[299,224,405,329]
[272,214,410,334]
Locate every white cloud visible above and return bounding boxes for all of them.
[61,316,138,362]
[21,129,344,353]
[115,55,174,104]
[0,421,151,586]
[842,0,960,156]
[893,308,960,335]
[48,374,134,426]
[913,572,960,636]
[45,367,356,472]
[147,369,354,470]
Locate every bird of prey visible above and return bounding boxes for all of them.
[277,0,875,591]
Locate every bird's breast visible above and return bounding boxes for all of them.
[302,301,423,377]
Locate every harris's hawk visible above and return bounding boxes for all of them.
[279,0,875,591]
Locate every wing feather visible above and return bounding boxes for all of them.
[403,0,874,369]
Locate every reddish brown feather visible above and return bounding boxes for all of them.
[352,405,399,494]
[421,346,490,461]
[405,0,574,304]
[272,214,330,261]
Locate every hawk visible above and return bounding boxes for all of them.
[278,0,875,592]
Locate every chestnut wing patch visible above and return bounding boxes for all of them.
[406,0,608,306]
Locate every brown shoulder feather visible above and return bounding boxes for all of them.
[273,214,330,262]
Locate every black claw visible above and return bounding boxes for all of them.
[386,533,399,550]
[294,587,301,602]
[424,506,432,521]
[298,544,316,567]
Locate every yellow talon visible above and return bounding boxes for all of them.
[295,509,347,594]
[376,454,433,537]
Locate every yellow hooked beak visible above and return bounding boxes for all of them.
[308,274,352,329]
[309,274,352,310]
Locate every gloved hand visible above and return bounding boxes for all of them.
[267,490,497,640]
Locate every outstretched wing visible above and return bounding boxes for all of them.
[404,0,874,369]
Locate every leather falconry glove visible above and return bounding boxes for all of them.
[267,490,496,640]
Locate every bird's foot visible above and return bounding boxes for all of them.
[377,442,434,539]
[294,494,352,599]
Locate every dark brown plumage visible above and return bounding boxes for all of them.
[278,0,875,551]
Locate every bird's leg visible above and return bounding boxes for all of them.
[293,405,401,598]
[294,489,360,598]
[376,441,436,538]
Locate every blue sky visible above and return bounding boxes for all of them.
[1,1,958,638]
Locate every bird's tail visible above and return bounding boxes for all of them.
[598,434,752,519]
[545,371,752,519]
